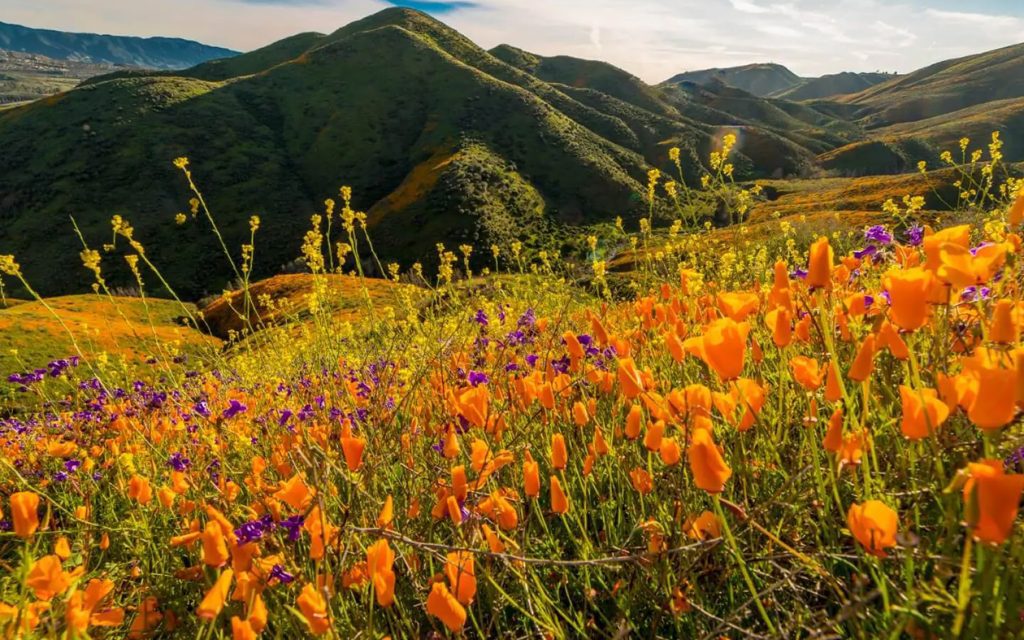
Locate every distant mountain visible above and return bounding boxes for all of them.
[663,63,803,97]
[772,72,894,101]
[838,42,1024,127]
[0,50,113,104]
[817,42,1024,174]
[0,21,237,69]
[0,9,845,298]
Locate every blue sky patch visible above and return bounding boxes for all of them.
[385,1,478,15]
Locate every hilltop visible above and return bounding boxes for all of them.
[663,63,803,97]
[0,20,237,69]
[0,8,838,299]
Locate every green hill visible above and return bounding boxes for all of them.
[0,8,833,299]
[663,63,803,97]
[772,72,894,101]
[841,42,1024,128]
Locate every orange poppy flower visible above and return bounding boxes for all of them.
[550,475,569,514]
[445,551,477,605]
[659,437,682,465]
[10,491,40,539]
[625,404,644,440]
[340,432,366,472]
[807,237,833,289]
[899,385,950,440]
[202,521,230,568]
[232,617,258,640]
[823,408,843,452]
[989,299,1018,344]
[426,581,467,632]
[377,496,394,529]
[297,583,330,635]
[629,468,654,494]
[790,356,823,390]
[523,451,540,498]
[128,475,153,505]
[937,242,1009,287]
[847,500,898,557]
[962,461,1024,544]
[847,335,876,383]
[767,307,792,348]
[824,361,843,403]
[717,292,760,321]
[366,539,396,607]
[883,267,934,331]
[688,428,731,494]
[699,318,750,381]
[923,224,971,271]
[968,363,1017,430]
[1010,188,1024,226]
[274,473,313,511]
[25,555,70,600]
[876,321,909,360]
[617,357,646,399]
[196,569,234,620]
[683,511,722,540]
[551,433,568,470]
[478,491,519,530]
[644,420,665,451]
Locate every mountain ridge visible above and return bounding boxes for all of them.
[0,20,238,69]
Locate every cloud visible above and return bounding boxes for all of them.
[729,0,770,14]
[924,8,1019,28]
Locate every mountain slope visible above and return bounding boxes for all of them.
[0,13,661,298]
[663,63,802,97]
[772,72,894,101]
[0,20,237,69]
[841,42,1024,128]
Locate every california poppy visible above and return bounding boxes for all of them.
[426,581,467,632]
[962,461,1024,544]
[551,433,568,470]
[629,468,654,494]
[883,268,933,331]
[10,491,40,539]
[618,357,646,399]
[846,500,898,557]
[25,555,69,600]
[899,385,950,439]
[366,539,396,607]
[968,363,1017,430]
[445,551,477,605]
[550,475,569,514]
[790,356,823,390]
[688,428,731,494]
[807,237,833,289]
[699,318,750,381]
[523,451,540,498]
[847,335,876,383]
[717,291,759,321]
[296,583,330,635]
[196,569,234,620]
[989,299,1018,344]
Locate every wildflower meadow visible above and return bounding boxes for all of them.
[1,134,1024,639]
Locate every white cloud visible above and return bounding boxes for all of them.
[1,0,1022,82]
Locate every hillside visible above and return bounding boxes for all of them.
[0,20,237,69]
[0,49,113,104]
[663,63,802,97]
[772,71,894,101]
[0,8,833,300]
[841,42,1024,128]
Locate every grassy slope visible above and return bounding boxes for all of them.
[842,43,1024,128]
[0,295,217,376]
[0,11,656,300]
[663,63,803,97]
[772,72,894,101]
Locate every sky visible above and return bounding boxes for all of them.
[2,0,1023,82]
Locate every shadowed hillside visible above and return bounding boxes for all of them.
[663,63,802,97]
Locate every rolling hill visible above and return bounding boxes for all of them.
[0,50,113,104]
[0,8,841,299]
[0,20,237,69]
[663,63,803,97]
[772,72,894,101]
